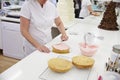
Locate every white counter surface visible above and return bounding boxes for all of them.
[0,15,120,80]
[3,5,21,10]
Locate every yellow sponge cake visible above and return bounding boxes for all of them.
[48,58,72,73]
[72,55,95,69]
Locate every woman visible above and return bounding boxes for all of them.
[20,0,68,56]
[79,0,99,18]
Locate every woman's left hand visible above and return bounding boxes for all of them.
[61,34,68,41]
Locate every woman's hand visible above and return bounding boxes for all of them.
[37,45,50,53]
[61,34,68,41]
[91,12,100,16]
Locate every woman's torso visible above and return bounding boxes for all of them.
[79,0,91,18]
[20,0,58,55]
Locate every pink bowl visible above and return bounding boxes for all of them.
[80,43,98,57]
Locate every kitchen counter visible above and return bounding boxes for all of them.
[0,15,120,80]
[0,16,20,23]
[3,5,21,10]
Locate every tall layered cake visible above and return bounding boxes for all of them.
[98,1,119,31]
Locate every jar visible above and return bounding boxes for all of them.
[84,32,95,45]
[110,44,120,68]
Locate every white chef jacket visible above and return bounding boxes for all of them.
[20,0,58,56]
[79,0,92,18]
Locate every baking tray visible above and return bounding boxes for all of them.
[39,55,93,80]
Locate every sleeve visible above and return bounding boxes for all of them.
[20,2,31,19]
[54,7,59,19]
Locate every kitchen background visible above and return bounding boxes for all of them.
[0,0,120,73]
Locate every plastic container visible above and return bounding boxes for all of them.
[80,42,98,57]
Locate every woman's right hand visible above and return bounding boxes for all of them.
[37,45,50,53]
[61,34,69,41]
[91,12,100,16]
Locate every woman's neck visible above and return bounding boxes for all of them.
[37,0,43,7]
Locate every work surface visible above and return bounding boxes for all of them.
[0,15,120,80]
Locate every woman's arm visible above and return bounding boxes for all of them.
[54,17,68,41]
[87,5,93,13]
[20,16,50,53]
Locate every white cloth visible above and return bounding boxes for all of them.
[113,0,120,2]
[79,0,92,18]
[20,0,58,56]
[49,0,57,6]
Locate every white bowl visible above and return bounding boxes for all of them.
[80,42,98,57]
[102,71,120,80]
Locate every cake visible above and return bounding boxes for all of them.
[52,43,70,53]
[72,55,95,68]
[98,1,119,31]
[48,58,73,73]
